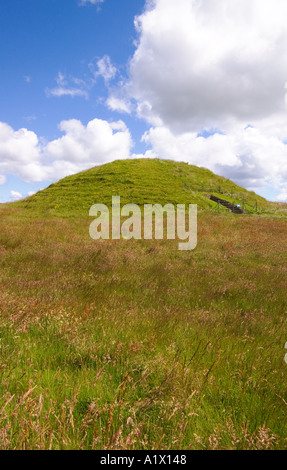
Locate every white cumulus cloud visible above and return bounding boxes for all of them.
[0,122,46,182]
[130,0,287,131]
[0,175,6,185]
[10,190,23,201]
[121,0,287,198]
[0,118,133,185]
[44,118,133,178]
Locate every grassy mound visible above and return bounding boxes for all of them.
[9,158,278,217]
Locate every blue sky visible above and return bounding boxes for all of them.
[0,0,147,201]
[0,0,145,137]
[1,0,287,203]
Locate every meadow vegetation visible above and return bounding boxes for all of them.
[0,206,286,450]
[0,160,286,449]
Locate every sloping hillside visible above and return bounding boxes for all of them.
[11,158,276,217]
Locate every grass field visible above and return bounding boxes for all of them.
[0,205,286,450]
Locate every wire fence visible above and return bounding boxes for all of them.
[182,183,260,213]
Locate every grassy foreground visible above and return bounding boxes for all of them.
[0,208,286,450]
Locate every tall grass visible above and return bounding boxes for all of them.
[0,210,286,449]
